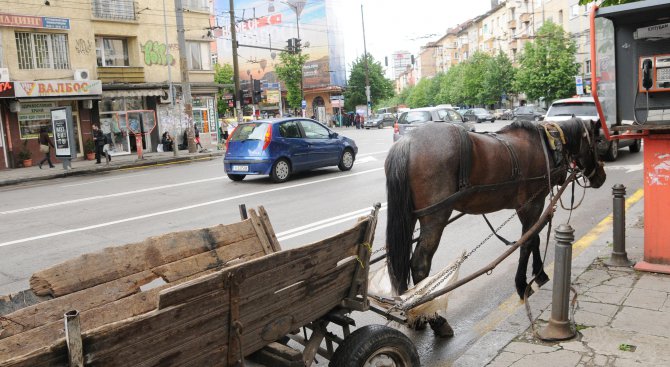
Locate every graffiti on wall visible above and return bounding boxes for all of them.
[74,39,93,55]
[141,41,176,66]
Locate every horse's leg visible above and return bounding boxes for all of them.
[411,209,454,337]
[515,201,546,299]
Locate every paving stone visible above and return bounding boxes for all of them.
[509,349,582,367]
[487,351,523,367]
[634,274,669,293]
[453,331,517,367]
[612,357,649,367]
[602,274,636,288]
[560,341,590,353]
[581,327,670,365]
[504,341,559,355]
[592,354,609,366]
[575,270,611,287]
[612,306,670,338]
[572,301,619,327]
[623,288,667,310]
[580,285,631,305]
[662,294,670,313]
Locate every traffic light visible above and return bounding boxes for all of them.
[286,38,294,54]
[252,79,262,104]
[294,38,302,53]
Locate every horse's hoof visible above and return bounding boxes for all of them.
[429,317,454,338]
[517,285,534,300]
[534,272,550,288]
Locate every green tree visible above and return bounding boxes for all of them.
[579,0,640,6]
[437,63,466,106]
[344,53,395,111]
[214,63,234,116]
[514,21,579,103]
[405,78,433,108]
[275,51,309,110]
[481,52,516,106]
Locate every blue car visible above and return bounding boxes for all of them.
[224,118,358,183]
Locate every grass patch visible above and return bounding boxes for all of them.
[575,324,590,332]
[618,343,637,352]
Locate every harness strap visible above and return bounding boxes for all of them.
[457,125,472,190]
[488,133,522,180]
[482,214,515,246]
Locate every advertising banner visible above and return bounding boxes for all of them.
[0,13,70,30]
[215,0,345,89]
[14,80,102,98]
[267,90,280,104]
[51,107,75,158]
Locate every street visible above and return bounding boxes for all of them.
[0,121,644,366]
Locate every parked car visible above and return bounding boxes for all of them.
[544,96,641,161]
[364,113,395,129]
[393,107,475,142]
[224,118,358,183]
[514,105,546,122]
[463,108,495,123]
[501,108,515,120]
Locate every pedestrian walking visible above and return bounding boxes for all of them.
[194,124,203,151]
[92,124,106,164]
[354,114,361,129]
[38,127,55,169]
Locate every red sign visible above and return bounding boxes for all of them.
[0,13,41,28]
[0,82,14,98]
[239,14,282,31]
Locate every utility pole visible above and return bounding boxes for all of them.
[229,0,243,123]
[163,0,177,156]
[361,4,371,119]
[175,0,196,153]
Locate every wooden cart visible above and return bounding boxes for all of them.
[0,204,418,367]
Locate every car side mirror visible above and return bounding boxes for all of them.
[463,117,469,122]
[330,132,339,138]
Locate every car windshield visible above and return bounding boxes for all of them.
[546,102,597,117]
[399,111,432,124]
[230,122,268,141]
[473,108,488,114]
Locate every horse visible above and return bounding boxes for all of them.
[385,118,606,335]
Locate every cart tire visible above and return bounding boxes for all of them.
[629,139,641,153]
[605,139,618,161]
[329,325,419,367]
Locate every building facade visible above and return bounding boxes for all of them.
[0,0,216,169]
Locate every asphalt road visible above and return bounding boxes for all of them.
[0,120,644,365]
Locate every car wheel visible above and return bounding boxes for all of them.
[629,139,641,153]
[605,140,618,161]
[338,148,355,171]
[227,174,245,181]
[270,158,291,183]
[491,118,495,123]
[378,123,383,129]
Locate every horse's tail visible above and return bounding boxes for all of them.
[385,137,414,294]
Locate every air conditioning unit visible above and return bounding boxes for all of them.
[10,101,21,113]
[0,68,9,82]
[159,92,173,104]
[74,69,90,81]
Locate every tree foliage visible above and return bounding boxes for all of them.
[275,51,309,110]
[344,53,395,111]
[482,52,516,105]
[214,63,234,116]
[578,0,640,6]
[514,21,579,103]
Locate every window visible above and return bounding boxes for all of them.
[96,37,129,67]
[15,32,70,70]
[279,121,301,138]
[585,59,591,75]
[92,0,135,21]
[558,10,563,24]
[299,120,329,139]
[447,110,462,122]
[183,0,209,12]
[186,42,211,70]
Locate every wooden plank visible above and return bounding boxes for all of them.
[0,341,68,367]
[1,271,155,339]
[258,206,282,252]
[30,220,257,297]
[157,219,367,309]
[247,208,274,255]
[152,237,265,282]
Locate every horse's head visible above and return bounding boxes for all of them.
[566,119,606,188]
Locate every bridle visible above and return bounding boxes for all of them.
[572,119,601,185]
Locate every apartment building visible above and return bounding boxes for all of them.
[0,0,215,169]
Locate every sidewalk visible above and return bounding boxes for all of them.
[454,196,670,367]
[0,149,225,187]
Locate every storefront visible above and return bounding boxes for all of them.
[1,80,101,168]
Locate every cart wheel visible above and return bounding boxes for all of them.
[329,325,419,367]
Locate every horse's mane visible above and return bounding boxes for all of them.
[498,118,586,146]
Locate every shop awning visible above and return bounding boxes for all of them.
[102,89,165,98]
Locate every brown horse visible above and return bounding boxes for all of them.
[385,119,606,306]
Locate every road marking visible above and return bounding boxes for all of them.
[356,156,378,164]
[357,150,388,157]
[60,173,151,188]
[474,188,644,336]
[277,203,388,241]
[0,167,384,248]
[606,163,643,173]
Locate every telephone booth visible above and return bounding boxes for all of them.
[591,0,670,273]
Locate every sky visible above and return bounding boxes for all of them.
[334,0,493,76]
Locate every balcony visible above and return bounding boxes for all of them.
[508,19,517,30]
[92,0,136,21]
[509,39,518,50]
[520,13,532,23]
[97,67,145,83]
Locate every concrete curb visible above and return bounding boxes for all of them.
[0,151,225,187]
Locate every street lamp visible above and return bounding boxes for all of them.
[282,1,305,115]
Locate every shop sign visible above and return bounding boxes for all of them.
[267,90,280,104]
[0,13,70,30]
[14,80,102,98]
[0,82,14,98]
[18,102,56,139]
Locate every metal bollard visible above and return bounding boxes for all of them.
[604,184,634,267]
[538,224,576,341]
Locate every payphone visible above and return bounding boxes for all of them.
[591,0,670,274]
